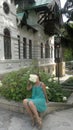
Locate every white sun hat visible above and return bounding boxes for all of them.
[29,74,38,83]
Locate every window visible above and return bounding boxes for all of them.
[11,0,13,3]
[18,35,20,59]
[45,41,50,58]
[3,2,10,14]
[51,46,53,58]
[41,43,43,58]
[23,38,27,58]
[29,40,32,59]
[4,28,11,59]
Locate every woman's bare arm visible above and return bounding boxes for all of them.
[27,81,32,90]
[41,82,48,102]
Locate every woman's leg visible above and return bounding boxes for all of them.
[28,101,42,128]
[23,99,34,119]
[23,99,42,128]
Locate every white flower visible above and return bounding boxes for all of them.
[29,74,38,83]
[48,78,52,82]
[63,96,67,101]
[0,81,2,87]
[46,86,49,90]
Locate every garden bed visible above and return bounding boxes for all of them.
[0,68,73,117]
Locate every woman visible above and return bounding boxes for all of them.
[23,74,48,128]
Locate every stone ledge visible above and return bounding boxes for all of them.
[0,98,73,117]
[41,102,73,117]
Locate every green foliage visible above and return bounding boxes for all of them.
[63,48,73,61]
[0,68,32,101]
[46,80,64,102]
[0,68,70,102]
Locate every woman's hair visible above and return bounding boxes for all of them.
[36,73,41,81]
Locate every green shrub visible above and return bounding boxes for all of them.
[0,68,32,101]
[0,68,70,102]
[64,48,73,61]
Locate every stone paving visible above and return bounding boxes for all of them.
[0,107,73,130]
[54,74,73,83]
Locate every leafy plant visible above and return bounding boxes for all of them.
[0,68,71,102]
[64,48,73,61]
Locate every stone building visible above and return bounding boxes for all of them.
[0,0,62,75]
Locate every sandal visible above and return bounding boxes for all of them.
[37,117,42,129]
[31,116,36,126]
[31,118,35,126]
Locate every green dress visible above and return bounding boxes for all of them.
[27,83,47,112]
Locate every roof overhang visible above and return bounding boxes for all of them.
[16,0,62,36]
[23,0,54,11]
[17,12,38,32]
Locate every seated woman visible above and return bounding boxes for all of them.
[23,74,48,128]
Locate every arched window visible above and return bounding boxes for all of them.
[23,37,27,59]
[3,2,10,15]
[29,40,32,59]
[45,41,50,58]
[41,43,43,58]
[4,28,12,59]
[11,0,13,3]
[51,46,53,58]
[18,35,20,59]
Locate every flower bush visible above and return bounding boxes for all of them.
[0,67,71,102]
[0,68,32,101]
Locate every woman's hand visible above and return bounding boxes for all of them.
[27,80,31,85]
[27,81,32,90]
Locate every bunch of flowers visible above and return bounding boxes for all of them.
[63,96,67,102]
[29,74,38,83]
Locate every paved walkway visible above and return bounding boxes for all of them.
[0,107,73,130]
[0,91,73,130]
[54,74,73,83]
[60,74,73,83]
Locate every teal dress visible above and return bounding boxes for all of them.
[27,83,47,112]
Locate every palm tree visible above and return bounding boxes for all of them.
[61,0,73,22]
[61,0,73,60]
